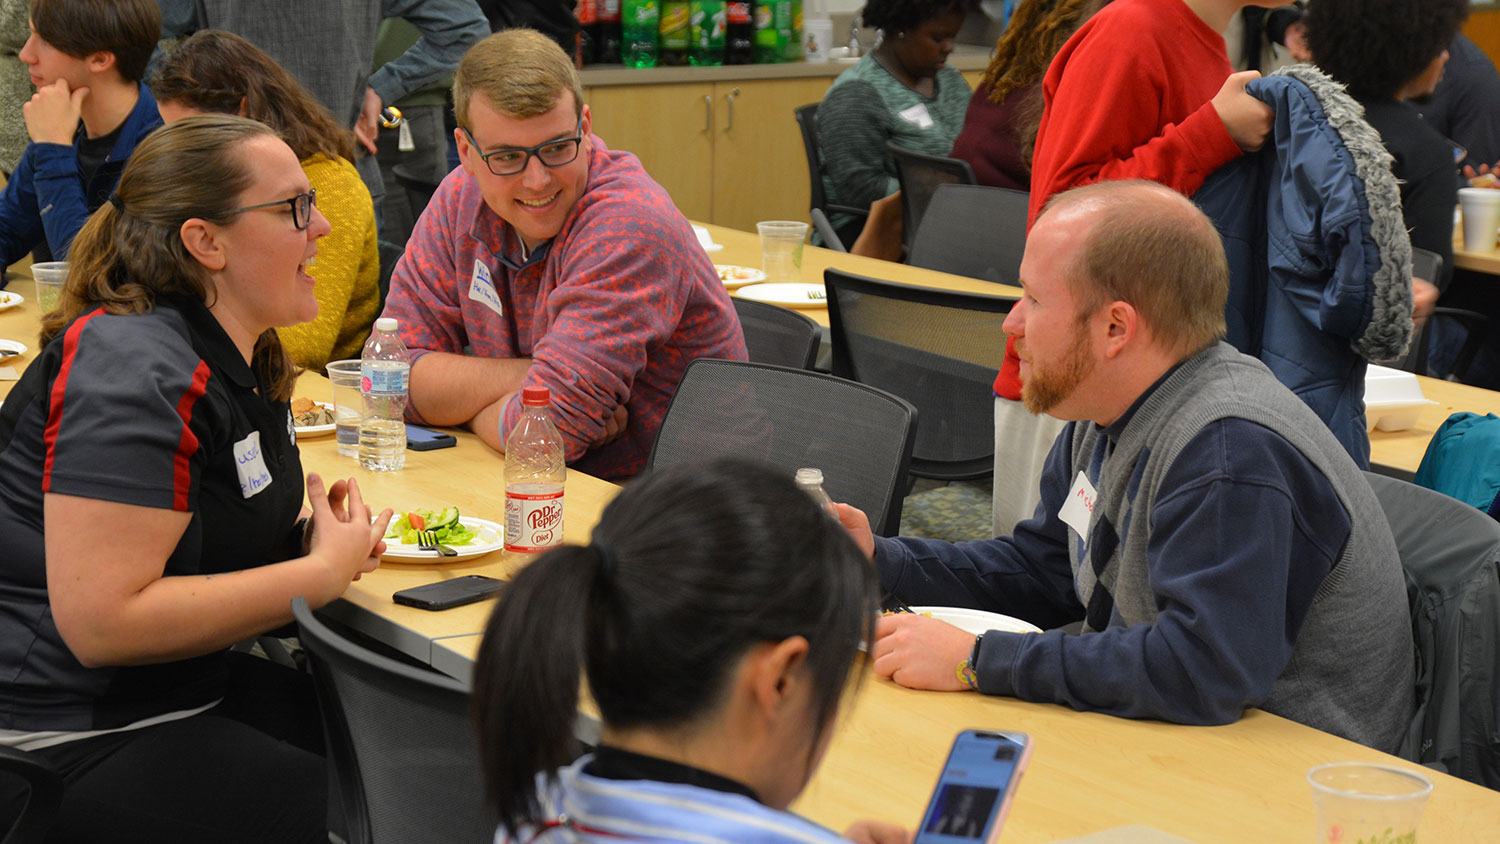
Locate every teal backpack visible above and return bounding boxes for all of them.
[1414,413,1500,519]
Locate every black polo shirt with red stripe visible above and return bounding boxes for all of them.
[0,296,304,731]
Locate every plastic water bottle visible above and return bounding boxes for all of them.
[358,317,410,472]
[796,467,834,510]
[504,387,567,569]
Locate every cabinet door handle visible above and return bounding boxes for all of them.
[726,88,740,131]
[703,95,713,133]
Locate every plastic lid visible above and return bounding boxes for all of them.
[374,317,398,332]
[795,467,824,486]
[522,387,551,406]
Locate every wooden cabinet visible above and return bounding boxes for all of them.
[586,76,835,231]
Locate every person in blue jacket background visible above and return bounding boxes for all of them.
[0,0,161,277]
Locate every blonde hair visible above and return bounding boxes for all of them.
[1041,181,1228,358]
[42,115,298,401]
[453,29,584,127]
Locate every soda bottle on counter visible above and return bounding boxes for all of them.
[622,0,659,67]
[752,0,779,63]
[725,0,754,64]
[689,0,726,66]
[576,0,598,65]
[596,0,623,64]
[357,318,410,472]
[782,0,802,62]
[773,0,794,62]
[660,0,690,65]
[504,387,567,569]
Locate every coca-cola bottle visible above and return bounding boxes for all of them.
[596,0,623,64]
[576,0,598,65]
[725,0,753,64]
[504,387,567,570]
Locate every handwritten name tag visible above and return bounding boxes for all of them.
[233,431,274,499]
[898,103,934,129]
[468,258,504,317]
[1058,471,1097,538]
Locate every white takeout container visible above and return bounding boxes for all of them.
[1364,364,1437,433]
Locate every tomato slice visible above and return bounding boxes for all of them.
[408,512,426,531]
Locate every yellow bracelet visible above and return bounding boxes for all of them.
[956,658,978,691]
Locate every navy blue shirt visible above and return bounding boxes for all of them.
[873,377,1352,725]
[0,297,305,730]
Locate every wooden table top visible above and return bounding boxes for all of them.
[429,631,1500,843]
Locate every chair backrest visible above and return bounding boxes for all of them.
[908,184,1030,285]
[794,104,829,215]
[391,162,440,224]
[292,598,493,844]
[732,297,822,370]
[0,747,62,844]
[377,240,404,312]
[825,268,1016,481]
[649,358,917,536]
[888,143,978,258]
[1365,472,1500,789]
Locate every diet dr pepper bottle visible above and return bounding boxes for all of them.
[504,387,566,567]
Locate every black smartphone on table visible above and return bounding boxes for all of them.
[913,729,1033,844]
[406,423,457,451]
[392,575,505,611]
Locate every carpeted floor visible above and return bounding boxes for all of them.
[898,478,994,542]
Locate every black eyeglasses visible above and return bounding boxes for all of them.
[462,119,583,176]
[235,189,318,230]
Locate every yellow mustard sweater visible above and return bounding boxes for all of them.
[279,154,380,371]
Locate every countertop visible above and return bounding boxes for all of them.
[578,45,992,86]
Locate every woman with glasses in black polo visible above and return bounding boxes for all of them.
[0,115,393,843]
[151,29,382,374]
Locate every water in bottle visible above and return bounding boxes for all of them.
[622,0,659,67]
[504,387,567,569]
[358,318,411,472]
[795,467,834,511]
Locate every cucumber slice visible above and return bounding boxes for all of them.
[430,506,460,529]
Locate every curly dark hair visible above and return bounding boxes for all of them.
[862,0,981,35]
[1304,0,1467,101]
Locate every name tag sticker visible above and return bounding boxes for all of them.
[468,258,504,317]
[1058,471,1096,537]
[233,431,274,499]
[898,103,934,129]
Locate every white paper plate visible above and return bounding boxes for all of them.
[293,401,337,439]
[909,606,1042,635]
[0,338,28,358]
[693,225,724,252]
[734,282,826,308]
[715,264,767,289]
[381,516,504,563]
[0,291,22,312]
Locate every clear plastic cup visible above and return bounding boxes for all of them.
[1307,762,1432,844]
[757,220,809,285]
[325,359,364,457]
[30,262,68,313]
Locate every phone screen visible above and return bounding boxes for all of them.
[913,731,1030,844]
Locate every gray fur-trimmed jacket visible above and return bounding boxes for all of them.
[1195,64,1413,469]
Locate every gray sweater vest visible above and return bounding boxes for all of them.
[1067,342,1414,751]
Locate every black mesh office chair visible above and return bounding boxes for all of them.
[795,104,867,250]
[1395,248,1489,378]
[888,143,978,259]
[908,184,1030,285]
[825,268,1016,482]
[0,747,62,844]
[649,358,916,536]
[732,297,822,370]
[292,598,492,844]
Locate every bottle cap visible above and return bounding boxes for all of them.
[522,386,551,406]
[795,467,824,486]
[374,317,398,332]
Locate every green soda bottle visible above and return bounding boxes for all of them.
[782,0,802,62]
[622,0,659,67]
[752,0,779,63]
[690,0,727,66]
[660,0,690,65]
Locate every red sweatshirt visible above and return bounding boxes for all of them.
[995,0,1243,400]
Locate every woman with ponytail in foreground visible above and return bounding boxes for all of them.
[0,115,392,842]
[472,459,911,844]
